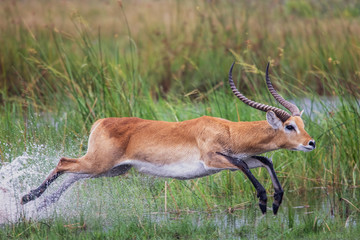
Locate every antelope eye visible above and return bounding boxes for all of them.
[286,125,295,131]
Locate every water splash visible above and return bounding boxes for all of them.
[0,144,83,224]
[0,155,35,223]
[0,144,144,226]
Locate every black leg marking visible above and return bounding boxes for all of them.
[252,156,284,215]
[21,171,63,205]
[217,152,268,214]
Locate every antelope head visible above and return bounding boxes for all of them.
[229,62,315,152]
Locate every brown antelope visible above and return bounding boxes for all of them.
[21,62,315,214]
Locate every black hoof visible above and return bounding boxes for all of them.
[21,193,35,205]
[273,203,280,215]
[273,189,283,215]
[259,203,267,214]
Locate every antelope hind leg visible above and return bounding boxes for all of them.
[37,164,132,211]
[36,173,90,211]
[21,170,63,205]
[21,157,81,205]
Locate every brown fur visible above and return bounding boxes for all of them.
[50,115,313,176]
[20,112,314,207]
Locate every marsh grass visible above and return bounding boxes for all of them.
[1,0,360,238]
[1,209,360,239]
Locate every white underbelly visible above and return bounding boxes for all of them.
[122,160,225,180]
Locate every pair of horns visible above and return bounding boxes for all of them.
[228,62,300,122]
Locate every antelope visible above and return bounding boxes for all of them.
[21,62,315,214]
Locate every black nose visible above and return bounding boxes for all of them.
[308,140,316,148]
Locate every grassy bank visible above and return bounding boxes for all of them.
[1,0,360,239]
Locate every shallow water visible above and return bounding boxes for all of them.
[0,145,358,230]
[287,97,360,122]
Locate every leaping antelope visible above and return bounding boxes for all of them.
[21,62,315,214]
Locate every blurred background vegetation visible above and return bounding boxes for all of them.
[1,0,360,110]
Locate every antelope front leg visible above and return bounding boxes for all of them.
[250,156,284,215]
[217,153,268,214]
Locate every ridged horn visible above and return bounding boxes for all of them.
[228,62,291,122]
[265,63,300,116]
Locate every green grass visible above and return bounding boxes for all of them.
[1,211,360,239]
[0,0,360,239]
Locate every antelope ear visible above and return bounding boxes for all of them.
[266,111,282,129]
